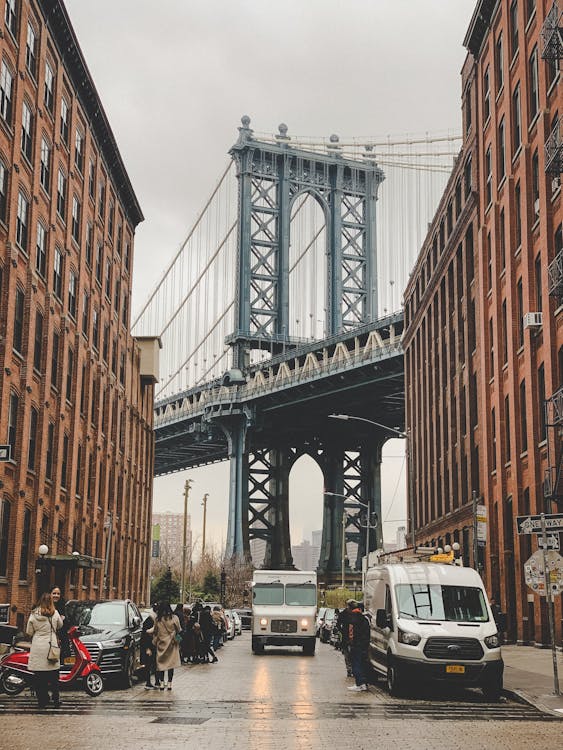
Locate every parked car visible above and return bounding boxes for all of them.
[233,608,252,630]
[65,599,143,688]
[230,609,242,635]
[224,610,236,640]
[315,607,327,637]
[319,608,336,643]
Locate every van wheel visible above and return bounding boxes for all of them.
[482,679,502,702]
[386,659,405,697]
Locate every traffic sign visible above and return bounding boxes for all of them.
[524,550,563,597]
[516,514,563,534]
[0,445,11,462]
[538,535,560,551]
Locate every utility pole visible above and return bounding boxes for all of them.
[103,511,112,592]
[201,493,209,560]
[341,510,347,589]
[180,479,192,603]
[472,489,479,570]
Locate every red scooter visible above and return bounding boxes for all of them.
[0,625,103,697]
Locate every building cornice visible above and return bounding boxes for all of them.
[38,0,144,228]
[463,0,500,57]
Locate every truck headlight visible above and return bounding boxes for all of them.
[300,619,309,628]
[484,633,501,649]
[260,618,268,627]
[397,628,421,646]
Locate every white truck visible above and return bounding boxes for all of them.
[251,570,317,655]
[364,555,504,699]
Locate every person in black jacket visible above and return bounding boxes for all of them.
[346,602,370,692]
[335,600,355,677]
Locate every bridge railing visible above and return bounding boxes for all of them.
[154,339,403,428]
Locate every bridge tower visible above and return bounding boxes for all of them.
[223,118,385,576]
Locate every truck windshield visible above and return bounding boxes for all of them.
[395,584,489,622]
[285,584,316,606]
[253,583,284,605]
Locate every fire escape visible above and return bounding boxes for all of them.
[543,3,563,508]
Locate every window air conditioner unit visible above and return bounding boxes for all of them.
[523,312,543,329]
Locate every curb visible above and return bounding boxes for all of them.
[503,686,563,718]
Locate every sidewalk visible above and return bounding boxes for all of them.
[502,644,563,715]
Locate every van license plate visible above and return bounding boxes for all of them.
[446,664,465,674]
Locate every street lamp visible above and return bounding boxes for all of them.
[329,413,414,547]
[326,491,377,588]
[180,479,193,603]
[201,493,209,559]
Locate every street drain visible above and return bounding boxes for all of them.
[151,717,209,725]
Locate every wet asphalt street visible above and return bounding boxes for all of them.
[1,632,562,750]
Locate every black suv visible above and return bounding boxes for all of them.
[65,599,143,687]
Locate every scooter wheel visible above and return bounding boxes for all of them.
[0,670,27,696]
[84,671,104,697]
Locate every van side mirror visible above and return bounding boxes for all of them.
[376,609,391,629]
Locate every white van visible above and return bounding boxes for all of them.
[364,562,503,699]
[251,570,317,655]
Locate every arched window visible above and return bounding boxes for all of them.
[0,498,11,577]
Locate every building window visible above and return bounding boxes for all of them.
[538,363,546,441]
[53,247,63,299]
[0,61,13,123]
[96,243,103,285]
[122,293,129,327]
[56,169,67,219]
[61,434,69,489]
[16,192,29,252]
[20,102,33,162]
[535,253,542,312]
[491,407,497,471]
[98,180,105,219]
[80,363,87,414]
[102,323,109,362]
[51,331,59,389]
[120,351,125,385]
[517,278,524,347]
[82,292,89,336]
[28,407,38,471]
[489,318,494,375]
[8,392,18,457]
[114,278,121,315]
[66,347,73,401]
[465,83,472,134]
[25,23,37,78]
[464,155,472,198]
[487,232,492,291]
[505,395,511,462]
[0,159,7,222]
[520,380,528,453]
[532,149,540,219]
[68,271,77,319]
[515,181,522,248]
[74,130,84,174]
[40,138,51,192]
[485,146,492,206]
[71,195,81,244]
[75,444,82,496]
[496,33,504,92]
[4,0,17,36]
[33,310,43,371]
[35,221,46,277]
[499,208,506,271]
[502,299,508,365]
[529,46,539,121]
[108,199,115,239]
[124,240,130,271]
[116,223,123,256]
[509,0,519,60]
[512,83,521,153]
[526,0,536,23]
[60,97,69,145]
[44,60,54,113]
[13,287,24,354]
[498,117,505,182]
[483,66,490,122]
[45,423,54,480]
[85,223,93,267]
[88,159,95,199]
[92,308,99,350]
[19,508,31,580]
[105,257,111,299]
[0,499,11,577]
[111,337,118,375]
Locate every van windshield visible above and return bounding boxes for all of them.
[285,584,316,606]
[395,584,489,622]
[253,583,284,605]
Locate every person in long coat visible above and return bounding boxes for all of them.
[152,601,181,690]
[26,591,63,708]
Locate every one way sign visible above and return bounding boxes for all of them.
[516,514,563,534]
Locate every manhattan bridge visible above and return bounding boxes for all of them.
[132,118,460,579]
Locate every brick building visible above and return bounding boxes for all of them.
[152,511,192,572]
[404,0,563,645]
[0,0,158,629]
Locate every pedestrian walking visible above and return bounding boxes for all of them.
[26,591,64,709]
[140,606,157,688]
[192,622,218,663]
[336,600,355,677]
[182,606,197,663]
[211,606,225,651]
[346,601,370,692]
[152,602,181,690]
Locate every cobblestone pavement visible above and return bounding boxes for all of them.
[2,634,562,750]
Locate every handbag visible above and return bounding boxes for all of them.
[47,616,61,662]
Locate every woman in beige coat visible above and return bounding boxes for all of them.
[152,602,181,691]
[26,591,63,708]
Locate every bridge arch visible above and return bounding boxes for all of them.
[288,453,324,570]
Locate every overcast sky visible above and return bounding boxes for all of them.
[65,0,476,556]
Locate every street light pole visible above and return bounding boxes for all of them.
[201,493,209,560]
[180,479,192,603]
